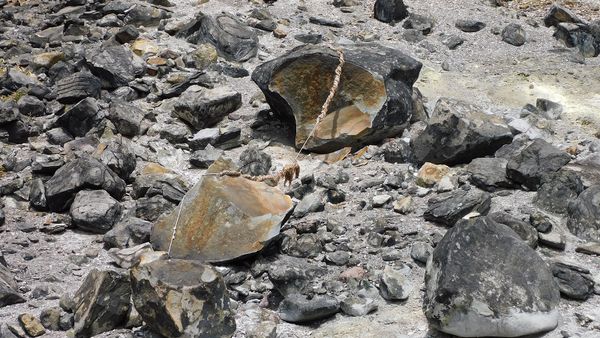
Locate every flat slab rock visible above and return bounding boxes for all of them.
[424,216,560,337]
[252,43,422,153]
[424,188,491,226]
[151,158,293,262]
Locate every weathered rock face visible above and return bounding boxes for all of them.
[412,98,513,165]
[252,44,422,153]
[177,13,258,62]
[567,185,600,241]
[70,190,122,234]
[73,269,131,338]
[55,72,102,104]
[44,156,126,212]
[151,159,293,262]
[506,139,571,190]
[424,217,560,337]
[130,259,236,338]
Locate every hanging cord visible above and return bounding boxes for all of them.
[166,45,345,257]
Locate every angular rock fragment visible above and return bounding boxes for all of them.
[489,212,537,248]
[151,159,293,262]
[70,190,122,234]
[567,185,600,241]
[424,217,560,337]
[506,139,571,190]
[534,170,584,214]
[374,0,409,24]
[44,156,126,212]
[73,269,131,337]
[55,72,102,104]
[108,100,144,137]
[467,157,514,191]
[278,294,339,323]
[96,139,137,181]
[85,45,144,89]
[544,4,586,27]
[177,13,258,62]
[502,23,526,46]
[379,265,412,300]
[424,188,491,226]
[55,97,100,137]
[412,98,513,165]
[252,44,422,153]
[551,262,595,300]
[0,258,25,308]
[172,87,242,130]
[130,259,236,338]
[18,314,45,337]
[104,216,153,249]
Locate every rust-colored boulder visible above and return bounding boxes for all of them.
[151,159,293,262]
[252,44,422,153]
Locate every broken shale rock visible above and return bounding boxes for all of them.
[130,259,236,338]
[424,188,491,226]
[172,87,242,130]
[151,159,293,262]
[252,44,422,153]
[424,217,560,337]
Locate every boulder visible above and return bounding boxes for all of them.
[151,159,293,262]
[136,195,177,222]
[85,45,144,89]
[533,170,584,214]
[130,259,236,338]
[73,269,131,338]
[177,13,258,62]
[45,156,126,212]
[424,217,560,337]
[506,139,571,190]
[70,190,122,233]
[108,100,144,137]
[17,95,46,117]
[412,98,513,165]
[96,139,137,181]
[55,72,101,104]
[172,87,242,130]
[55,97,100,137]
[278,294,340,323]
[467,157,514,191]
[374,0,409,24]
[567,185,600,241]
[252,44,422,153]
[103,216,153,249]
[424,188,491,226]
[502,23,526,46]
[379,265,412,300]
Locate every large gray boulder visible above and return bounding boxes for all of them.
[506,139,571,190]
[374,0,409,24]
[70,190,122,234]
[130,259,236,338]
[424,188,491,226]
[252,44,422,153]
[412,98,513,165]
[85,45,144,89]
[55,98,100,137]
[424,217,560,337]
[172,87,242,130]
[44,156,126,212]
[567,185,600,241]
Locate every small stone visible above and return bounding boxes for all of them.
[372,194,392,207]
[380,265,412,300]
[538,231,566,251]
[340,294,377,316]
[393,196,412,214]
[410,242,433,264]
[278,294,339,323]
[455,19,486,32]
[417,162,450,187]
[502,23,526,46]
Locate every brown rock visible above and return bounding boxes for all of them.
[18,313,45,337]
[417,162,450,187]
[151,159,293,262]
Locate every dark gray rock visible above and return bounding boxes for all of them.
[278,294,339,323]
[17,95,46,117]
[506,139,571,190]
[159,122,191,144]
[177,13,258,62]
[135,195,175,222]
[536,98,563,120]
[294,33,322,44]
[340,293,377,317]
[374,0,409,24]
[424,217,560,337]
[440,35,465,50]
[424,188,491,226]
[412,98,513,165]
[132,173,187,203]
[309,16,343,28]
[31,154,65,175]
[45,156,126,212]
[544,4,586,27]
[40,307,62,331]
[467,157,514,191]
[256,255,325,296]
[55,72,102,104]
[115,25,139,44]
[97,139,137,181]
[172,87,242,130]
[0,259,25,308]
[252,44,422,153]
[108,100,144,137]
[379,138,413,163]
[534,170,584,214]
[124,3,169,26]
[73,269,131,338]
[130,259,236,338]
[55,98,100,137]
[551,262,595,300]
[567,185,600,241]
[553,22,599,58]
[455,19,486,32]
[239,146,272,176]
[70,190,122,234]
[0,101,18,125]
[529,210,556,233]
[489,212,538,248]
[282,234,323,258]
[29,179,46,211]
[293,190,326,218]
[103,217,153,249]
[85,45,144,89]
[502,23,527,46]
[46,128,74,146]
[402,13,435,34]
[189,144,223,169]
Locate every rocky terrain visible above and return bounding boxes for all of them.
[1,0,600,337]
